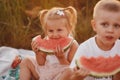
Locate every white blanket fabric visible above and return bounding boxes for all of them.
[0,46,35,76]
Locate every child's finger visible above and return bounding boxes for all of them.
[31,41,39,52]
[73,67,79,71]
[57,45,63,53]
[58,45,60,53]
[54,45,64,58]
[77,67,90,76]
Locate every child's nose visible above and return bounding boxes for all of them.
[107,26,114,32]
[53,32,59,38]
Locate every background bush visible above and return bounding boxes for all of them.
[0,0,99,49]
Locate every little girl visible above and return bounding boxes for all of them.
[20,6,79,80]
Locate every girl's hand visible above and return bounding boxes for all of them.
[71,67,90,80]
[31,40,40,54]
[54,45,65,59]
[31,40,46,65]
[31,36,46,56]
[54,45,70,65]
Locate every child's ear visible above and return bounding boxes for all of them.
[91,19,97,32]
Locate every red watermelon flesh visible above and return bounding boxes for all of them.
[32,35,73,54]
[76,55,120,77]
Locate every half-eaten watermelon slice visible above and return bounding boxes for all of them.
[76,55,120,77]
[32,35,73,54]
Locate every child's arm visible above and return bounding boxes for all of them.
[58,67,89,80]
[67,40,79,62]
[35,51,46,65]
[70,67,89,80]
[31,40,46,65]
[54,41,78,65]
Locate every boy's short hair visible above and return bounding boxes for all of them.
[93,0,120,18]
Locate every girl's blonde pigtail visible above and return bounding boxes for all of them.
[64,6,77,36]
[65,6,77,27]
[39,10,48,29]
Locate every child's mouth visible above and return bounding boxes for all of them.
[105,36,114,41]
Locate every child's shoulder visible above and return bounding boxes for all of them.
[115,39,120,46]
[116,39,120,43]
[80,37,95,46]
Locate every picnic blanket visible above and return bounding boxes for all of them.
[0,46,35,80]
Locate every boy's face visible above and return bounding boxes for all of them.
[91,9,120,47]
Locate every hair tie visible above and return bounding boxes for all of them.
[56,10,64,16]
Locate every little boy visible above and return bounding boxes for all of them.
[59,0,120,80]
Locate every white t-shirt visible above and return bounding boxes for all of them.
[70,36,120,80]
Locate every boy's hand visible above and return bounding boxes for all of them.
[11,55,22,68]
[71,67,90,80]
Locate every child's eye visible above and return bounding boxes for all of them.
[101,22,108,27]
[48,30,53,32]
[114,24,120,29]
[57,29,62,31]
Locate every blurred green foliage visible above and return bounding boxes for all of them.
[0,0,99,49]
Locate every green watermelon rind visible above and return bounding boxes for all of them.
[75,59,120,77]
[37,39,74,55]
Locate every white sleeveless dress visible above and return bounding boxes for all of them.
[30,38,76,80]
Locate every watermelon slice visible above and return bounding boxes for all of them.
[76,55,120,77]
[32,35,73,54]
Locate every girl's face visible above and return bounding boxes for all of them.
[91,10,120,50]
[45,18,69,39]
